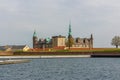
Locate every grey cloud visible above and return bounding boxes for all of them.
[0,0,120,47]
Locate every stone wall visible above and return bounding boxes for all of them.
[14,52,120,56]
[14,52,93,55]
[0,52,13,55]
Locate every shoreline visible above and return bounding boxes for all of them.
[1,54,120,59]
[1,51,120,58]
[0,55,91,59]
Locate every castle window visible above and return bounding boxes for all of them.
[83,39,86,43]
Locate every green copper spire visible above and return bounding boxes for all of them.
[68,22,72,36]
[67,21,74,49]
[33,30,37,37]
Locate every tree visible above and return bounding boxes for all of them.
[111,36,120,48]
[66,35,74,49]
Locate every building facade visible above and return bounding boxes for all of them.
[33,31,52,48]
[73,34,93,48]
[52,35,66,47]
[33,23,93,49]
[0,45,30,51]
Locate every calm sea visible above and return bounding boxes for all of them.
[0,58,120,80]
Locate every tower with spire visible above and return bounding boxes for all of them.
[67,22,74,49]
[32,22,93,49]
[68,22,72,36]
[33,30,38,48]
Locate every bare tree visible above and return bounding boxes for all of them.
[111,36,120,48]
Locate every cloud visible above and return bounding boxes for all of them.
[0,0,120,47]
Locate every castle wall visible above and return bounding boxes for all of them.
[73,38,93,48]
[33,31,93,49]
[52,36,66,47]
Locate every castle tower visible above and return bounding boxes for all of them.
[67,22,74,49]
[90,34,93,48]
[68,22,72,36]
[33,30,38,48]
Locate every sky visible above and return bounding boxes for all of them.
[0,0,120,48]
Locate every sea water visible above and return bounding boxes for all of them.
[0,58,120,80]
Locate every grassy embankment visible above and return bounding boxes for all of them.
[1,48,120,56]
[14,48,120,53]
[49,48,120,53]
[13,48,120,56]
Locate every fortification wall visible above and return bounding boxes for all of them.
[13,52,120,55]
[0,52,13,55]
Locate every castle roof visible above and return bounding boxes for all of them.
[52,35,66,38]
[33,30,37,37]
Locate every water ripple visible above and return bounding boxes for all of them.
[0,58,120,80]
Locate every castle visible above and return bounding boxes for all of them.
[33,23,93,49]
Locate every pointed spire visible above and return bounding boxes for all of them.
[68,21,72,36]
[33,30,37,37]
[90,34,93,39]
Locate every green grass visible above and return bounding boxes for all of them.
[13,48,120,53]
[51,48,120,53]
